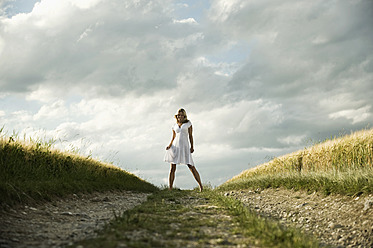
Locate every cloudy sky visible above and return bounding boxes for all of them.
[1,0,372,189]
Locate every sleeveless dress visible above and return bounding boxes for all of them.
[164,121,194,166]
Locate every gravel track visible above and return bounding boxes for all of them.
[226,188,373,248]
[1,188,372,247]
[0,191,150,248]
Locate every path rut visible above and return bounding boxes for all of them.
[0,191,150,248]
[1,189,372,247]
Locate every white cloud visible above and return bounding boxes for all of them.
[11,110,33,123]
[173,17,197,24]
[26,86,61,103]
[0,0,202,95]
[329,106,371,124]
[278,135,307,146]
[77,27,93,42]
[312,35,329,45]
[207,0,242,23]
[33,100,68,120]
[69,0,102,9]
[0,35,4,55]
[0,0,372,188]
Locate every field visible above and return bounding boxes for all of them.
[0,131,158,208]
[1,128,372,247]
[219,128,373,196]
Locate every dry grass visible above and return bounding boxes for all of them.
[220,128,373,195]
[0,132,158,208]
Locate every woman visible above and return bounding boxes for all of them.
[164,108,203,191]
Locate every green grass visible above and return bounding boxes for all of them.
[219,168,373,196]
[213,191,319,248]
[219,128,373,195]
[73,189,319,248]
[0,134,158,208]
[2,127,371,246]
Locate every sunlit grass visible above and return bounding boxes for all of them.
[74,189,319,248]
[0,130,158,208]
[220,128,373,195]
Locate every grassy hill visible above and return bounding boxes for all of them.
[6,128,371,247]
[219,128,373,196]
[0,134,158,208]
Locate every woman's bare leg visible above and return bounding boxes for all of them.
[188,165,203,192]
[169,164,176,190]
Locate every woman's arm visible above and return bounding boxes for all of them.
[188,125,194,153]
[166,130,176,150]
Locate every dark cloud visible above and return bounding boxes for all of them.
[1,0,372,188]
[0,0,204,96]
[206,0,373,139]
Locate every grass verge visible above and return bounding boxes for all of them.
[220,128,373,196]
[74,189,319,248]
[219,168,373,196]
[0,136,158,208]
[211,191,319,248]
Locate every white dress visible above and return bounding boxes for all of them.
[164,121,194,166]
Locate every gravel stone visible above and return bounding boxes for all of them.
[0,191,149,248]
[227,188,373,248]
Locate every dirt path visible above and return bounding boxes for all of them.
[226,188,373,248]
[1,189,372,247]
[0,191,150,248]
[70,190,262,248]
[97,191,256,248]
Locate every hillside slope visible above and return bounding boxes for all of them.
[0,135,158,208]
[219,128,373,247]
[220,128,373,195]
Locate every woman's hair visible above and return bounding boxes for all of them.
[174,108,189,123]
